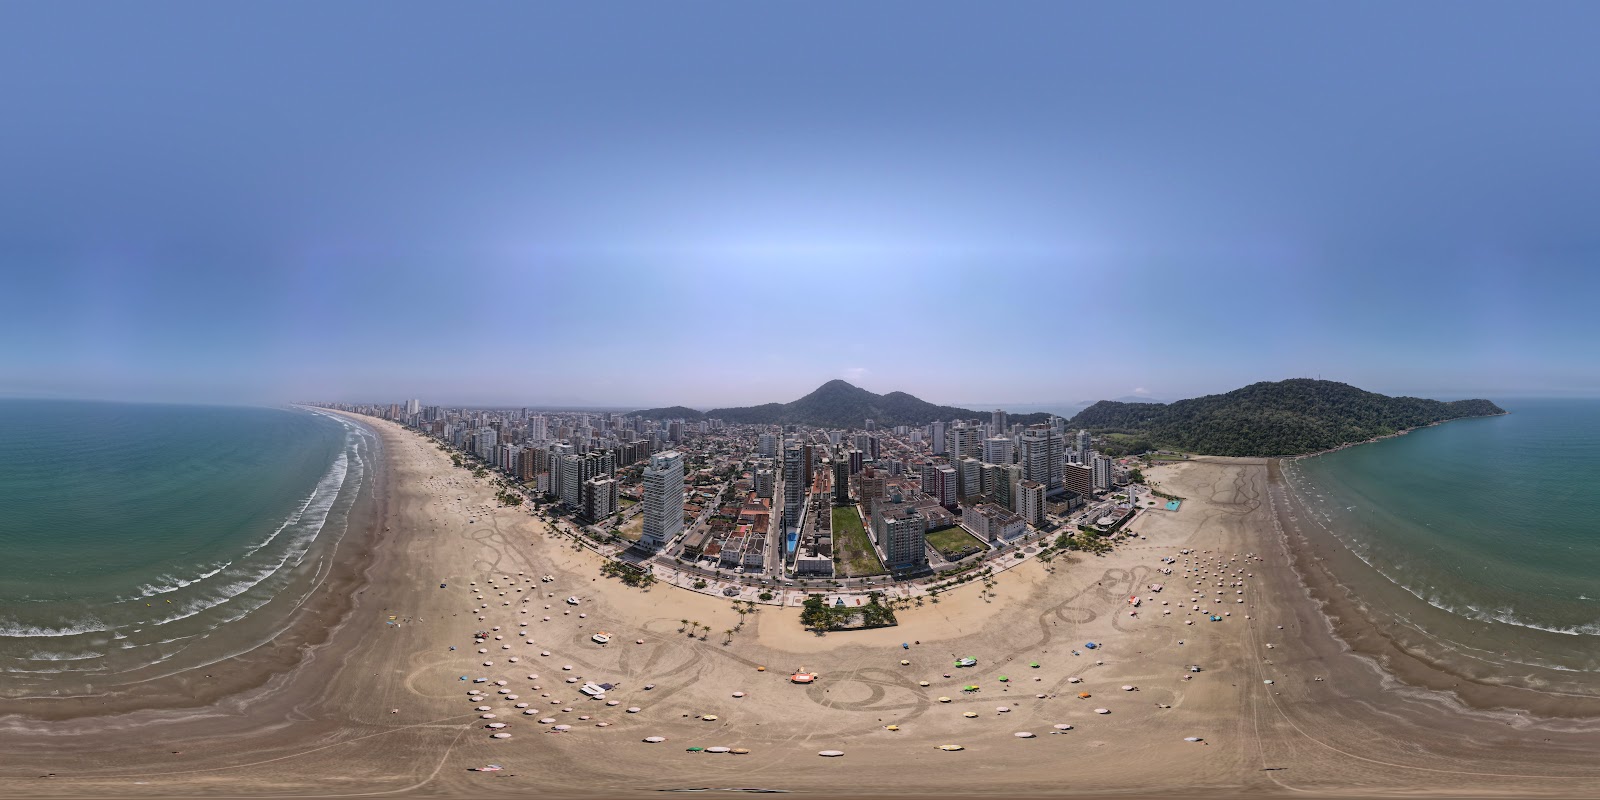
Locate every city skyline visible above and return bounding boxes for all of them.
[5,3,1600,407]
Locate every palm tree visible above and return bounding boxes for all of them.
[679,618,689,632]
[723,629,734,645]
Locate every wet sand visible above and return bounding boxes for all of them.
[1,419,1596,798]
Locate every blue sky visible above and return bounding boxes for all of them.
[3,1,1599,408]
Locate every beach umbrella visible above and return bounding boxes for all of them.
[937,745,963,751]
[476,705,491,711]
[540,718,556,724]
[480,713,496,719]
[818,750,845,757]
[1184,737,1203,742]
[996,706,1010,713]
[486,722,506,729]
[1014,732,1036,738]
[1095,708,1110,714]
[1036,694,1046,699]
[938,697,951,703]
[606,700,620,706]
[702,715,718,721]
[514,703,528,709]
[1122,685,1136,691]
[900,660,910,666]
[963,712,979,718]
[732,692,745,698]
[562,665,573,670]
[706,746,731,754]
[491,732,511,739]
[919,681,930,687]
[579,715,591,720]
[596,722,610,727]
[1053,724,1073,731]
[644,736,666,743]
[522,710,537,716]
[541,651,551,656]
[552,724,572,731]
[884,725,900,731]
[1068,677,1082,683]
[1078,692,1091,699]
[482,662,493,667]
[627,707,641,713]
[644,684,656,690]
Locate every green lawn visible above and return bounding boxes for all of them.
[925,525,986,561]
[831,506,887,577]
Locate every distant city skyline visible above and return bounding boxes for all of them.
[4,3,1600,406]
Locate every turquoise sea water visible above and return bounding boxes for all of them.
[0,400,369,692]
[1285,398,1600,675]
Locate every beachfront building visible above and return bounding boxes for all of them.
[1092,454,1114,491]
[582,476,619,522]
[983,461,1022,509]
[1015,479,1046,526]
[1076,429,1092,464]
[1020,425,1063,493]
[871,494,929,574]
[1062,462,1094,500]
[962,502,1026,543]
[782,444,806,533]
[959,456,982,500]
[641,450,685,550]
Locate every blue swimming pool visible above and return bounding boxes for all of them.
[1165,500,1182,511]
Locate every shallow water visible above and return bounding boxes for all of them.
[1286,398,1600,679]
[0,400,366,693]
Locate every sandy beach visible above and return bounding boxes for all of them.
[2,415,1597,799]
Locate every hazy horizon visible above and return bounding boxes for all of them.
[5,2,1600,407]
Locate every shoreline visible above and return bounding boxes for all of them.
[1283,410,1509,461]
[1269,458,1600,718]
[2,421,1596,797]
[0,409,389,723]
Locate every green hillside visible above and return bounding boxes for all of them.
[1068,379,1504,457]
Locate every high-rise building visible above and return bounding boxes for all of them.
[930,421,945,455]
[1092,454,1114,491]
[847,449,864,475]
[1062,462,1095,499]
[1020,425,1063,492]
[959,457,982,501]
[641,451,684,549]
[757,433,778,458]
[582,476,619,521]
[991,409,1007,431]
[782,445,806,532]
[832,459,851,505]
[474,427,498,462]
[983,436,1013,465]
[853,466,886,510]
[854,433,878,460]
[933,464,958,508]
[405,399,421,416]
[872,494,928,573]
[753,467,774,499]
[1015,480,1046,526]
[1076,429,1092,464]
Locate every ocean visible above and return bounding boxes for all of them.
[1283,398,1600,685]
[0,400,369,695]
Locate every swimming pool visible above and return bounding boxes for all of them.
[1165,500,1182,511]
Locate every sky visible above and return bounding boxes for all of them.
[3,1,1599,409]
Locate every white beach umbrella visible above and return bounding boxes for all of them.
[627,706,641,713]
[1053,724,1073,731]
[644,736,666,743]
[1014,732,1036,738]
[1094,708,1110,714]
[817,750,844,757]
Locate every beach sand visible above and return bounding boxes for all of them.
[2,416,1596,799]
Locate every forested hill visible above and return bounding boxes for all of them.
[1068,379,1505,457]
[632,380,1052,428]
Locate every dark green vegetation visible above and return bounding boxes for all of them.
[1069,379,1504,457]
[1055,530,1113,555]
[831,506,887,577]
[633,380,1050,428]
[925,525,986,561]
[600,561,657,588]
[801,592,897,632]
